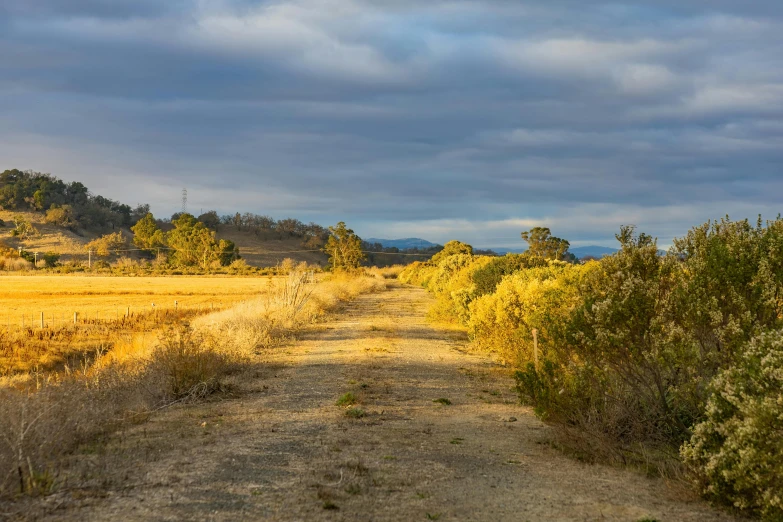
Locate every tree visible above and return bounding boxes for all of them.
[218,239,240,265]
[130,204,151,224]
[520,227,570,260]
[324,222,365,270]
[166,213,221,269]
[131,212,165,254]
[44,204,75,229]
[85,231,127,257]
[198,210,220,230]
[431,240,473,264]
[11,215,38,239]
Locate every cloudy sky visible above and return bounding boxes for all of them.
[1,1,782,248]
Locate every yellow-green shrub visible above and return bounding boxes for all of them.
[468,261,593,365]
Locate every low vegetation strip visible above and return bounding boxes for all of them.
[400,217,783,520]
[0,270,386,501]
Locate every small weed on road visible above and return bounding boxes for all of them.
[345,407,366,418]
[336,392,357,406]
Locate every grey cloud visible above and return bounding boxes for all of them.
[0,0,782,247]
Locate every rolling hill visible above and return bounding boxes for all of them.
[0,210,328,267]
[364,238,440,250]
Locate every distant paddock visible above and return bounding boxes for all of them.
[0,274,279,326]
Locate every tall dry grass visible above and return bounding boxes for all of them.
[368,265,405,279]
[0,257,32,271]
[0,270,385,499]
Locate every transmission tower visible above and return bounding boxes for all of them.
[181,188,188,214]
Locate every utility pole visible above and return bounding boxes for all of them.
[34,252,38,268]
[88,249,92,269]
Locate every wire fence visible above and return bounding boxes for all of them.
[0,301,226,335]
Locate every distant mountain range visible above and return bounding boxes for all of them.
[490,245,619,258]
[366,238,621,259]
[365,238,440,250]
[569,246,620,258]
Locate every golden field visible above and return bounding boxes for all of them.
[0,274,281,374]
[0,274,278,328]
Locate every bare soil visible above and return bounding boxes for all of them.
[18,283,737,521]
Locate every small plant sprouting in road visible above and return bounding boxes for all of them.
[383,455,397,460]
[450,437,464,445]
[336,392,357,406]
[426,513,441,520]
[345,483,361,495]
[433,398,451,405]
[345,407,366,418]
[323,501,339,510]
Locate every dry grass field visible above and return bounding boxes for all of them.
[0,274,276,323]
[0,270,388,508]
[0,274,279,375]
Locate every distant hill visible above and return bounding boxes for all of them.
[490,245,620,259]
[0,210,329,267]
[569,246,619,258]
[490,247,527,255]
[365,238,440,250]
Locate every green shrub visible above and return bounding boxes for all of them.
[681,331,783,520]
[471,253,546,296]
[336,392,357,406]
[42,251,60,268]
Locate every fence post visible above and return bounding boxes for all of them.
[40,312,44,329]
[532,328,539,371]
[74,312,78,325]
[126,306,130,318]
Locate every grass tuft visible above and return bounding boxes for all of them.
[345,407,366,419]
[336,392,357,406]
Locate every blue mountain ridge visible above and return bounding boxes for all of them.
[366,238,622,259]
[491,246,618,258]
[364,238,440,249]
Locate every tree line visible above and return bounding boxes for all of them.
[0,169,148,230]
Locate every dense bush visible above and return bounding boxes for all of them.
[475,262,593,363]
[681,331,783,520]
[42,251,60,268]
[402,216,783,517]
[471,253,547,296]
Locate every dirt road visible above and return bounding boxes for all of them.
[42,283,736,521]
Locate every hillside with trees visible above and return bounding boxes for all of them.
[0,169,443,271]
